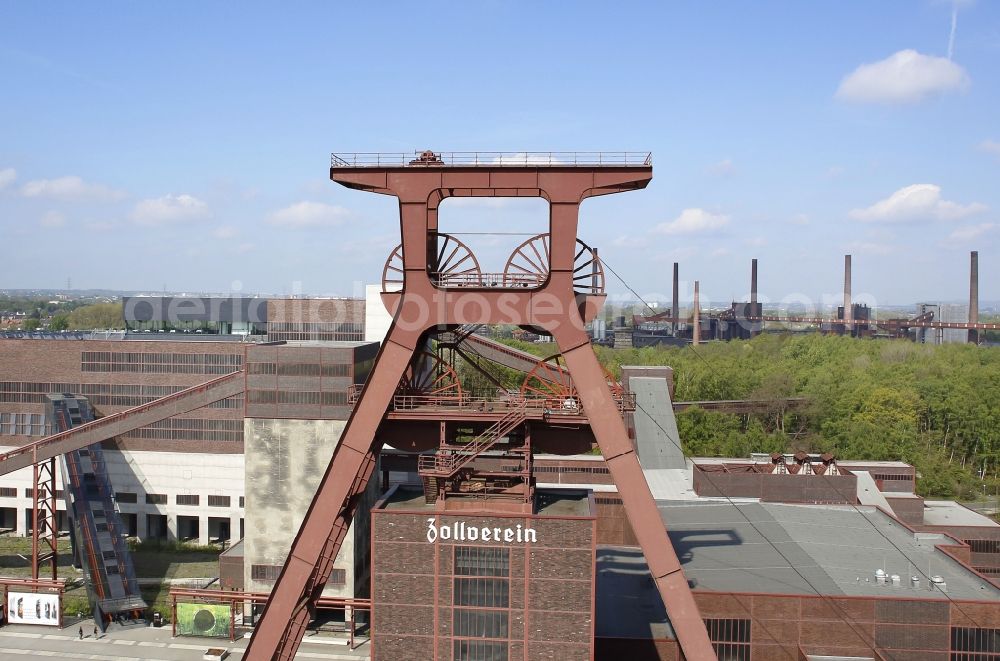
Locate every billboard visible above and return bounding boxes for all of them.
[175,602,231,638]
[6,592,60,626]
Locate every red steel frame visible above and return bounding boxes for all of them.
[31,457,59,580]
[244,152,716,660]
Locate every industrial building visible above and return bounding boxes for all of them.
[2,152,999,659]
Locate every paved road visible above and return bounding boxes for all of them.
[0,621,370,661]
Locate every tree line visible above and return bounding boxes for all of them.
[502,333,999,499]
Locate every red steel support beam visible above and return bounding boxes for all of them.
[243,329,418,660]
[245,154,716,661]
[30,457,58,580]
[0,370,245,477]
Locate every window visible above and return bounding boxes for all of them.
[0,487,16,498]
[705,618,750,661]
[455,546,509,577]
[454,609,508,638]
[967,539,1000,554]
[952,626,1000,659]
[115,491,138,504]
[239,496,245,508]
[452,547,509,661]
[326,568,346,586]
[176,494,200,506]
[454,578,509,608]
[453,640,508,661]
[251,564,283,582]
[146,493,167,505]
[207,495,230,508]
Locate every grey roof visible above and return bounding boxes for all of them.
[922,500,1000,528]
[596,501,1000,640]
[631,377,686,470]
[655,500,1000,600]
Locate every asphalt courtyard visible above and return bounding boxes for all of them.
[0,619,370,660]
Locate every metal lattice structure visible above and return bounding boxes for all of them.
[244,150,717,660]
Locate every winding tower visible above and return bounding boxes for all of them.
[245,151,716,660]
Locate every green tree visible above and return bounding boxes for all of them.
[21,318,40,330]
[67,302,124,330]
[49,314,70,331]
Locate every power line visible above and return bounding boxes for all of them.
[602,256,989,638]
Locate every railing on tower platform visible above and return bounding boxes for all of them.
[331,151,652,168]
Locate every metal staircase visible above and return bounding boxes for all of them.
[417,404,528,481]
[48,395,146,629]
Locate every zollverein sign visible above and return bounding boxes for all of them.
[426,517,537,544]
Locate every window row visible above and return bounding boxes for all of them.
[870,472,913,481]
[82,351,243,365]
[952,626,1000,654]
[114,491,243,508]
[247,390,348,406]
[533,465,610,474]
[0,412,46,436]
[247,362,352,377]
[250,564,345,585]
[967,539,1000,554]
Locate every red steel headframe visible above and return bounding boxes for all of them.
[243,152,717,660]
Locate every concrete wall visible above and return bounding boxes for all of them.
[0,446,244,545]
[243,417,357,597]
[365,284,393,344]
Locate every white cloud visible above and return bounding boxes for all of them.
[21,175,124,201]
[707,158,735,177]
[836,49,969,104]
[948,222,996,242]
[849,184,985,223]
[653,208,730,235]
[979,140,1000,158]
[213,225,239,239]
[39,211,66,228]
[269,201,351,228]
[0,168,16,190]
[611,234,645,249]
[131,194,210,226]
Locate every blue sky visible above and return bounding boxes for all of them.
[1,1,998,309]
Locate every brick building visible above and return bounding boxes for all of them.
[371,486,596,660]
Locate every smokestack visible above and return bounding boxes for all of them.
[751,258,758,305]
[672,262,680,335]
[591,248,600,293]
[693,280,701,346]
[843,254,853,334]
[970,250,979,344]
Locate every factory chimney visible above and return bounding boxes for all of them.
[592,248,600,293]
[693,280,701,346]
[672,262,680,335]
[970,250,979,344]
[751,258,758,305]
[843,254,852,335]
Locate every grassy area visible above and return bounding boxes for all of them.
[0,536,76,578]
[131,548,221,580]
[1,535,221,617]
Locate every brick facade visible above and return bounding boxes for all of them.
[371,495,596,660]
